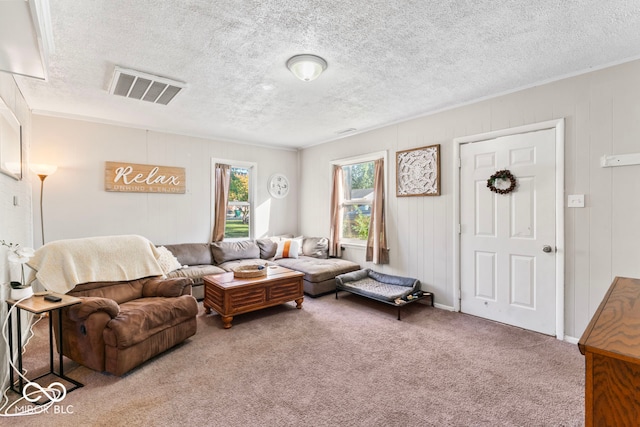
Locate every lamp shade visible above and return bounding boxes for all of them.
[286,54,327,82]
[31,163,57,176]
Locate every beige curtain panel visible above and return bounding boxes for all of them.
[329,165,343,258]
[211,163,231,242]
[366,158,389,264]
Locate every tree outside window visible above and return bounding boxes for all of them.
[225,167,251,238]
[342,161,374,241]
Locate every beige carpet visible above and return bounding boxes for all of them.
[3,294,584,426]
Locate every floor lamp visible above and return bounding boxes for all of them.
[31,164,57,246]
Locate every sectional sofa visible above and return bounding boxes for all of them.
[161,236,360,299]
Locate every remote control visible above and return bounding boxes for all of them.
[44,295,62,302]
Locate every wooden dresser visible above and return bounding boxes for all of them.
[578,276,640,426]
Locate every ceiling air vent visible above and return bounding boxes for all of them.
[108,66,186,105]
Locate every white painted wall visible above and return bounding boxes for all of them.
[299,59,640,340]
[25,59,640,340]
[0,73,35,392]
[30,116,299,245]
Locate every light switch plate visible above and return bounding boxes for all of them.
[568,194,585,208]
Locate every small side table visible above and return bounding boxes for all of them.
[6,293,84,397]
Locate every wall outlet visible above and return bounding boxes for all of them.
[568,194,585,208]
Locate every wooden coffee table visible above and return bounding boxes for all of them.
[203,266,304,329]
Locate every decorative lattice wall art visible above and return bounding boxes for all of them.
[396,144,440,197]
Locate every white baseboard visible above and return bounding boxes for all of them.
[426,304,582,344]
[433,303,455,311]
[563,335,579,345]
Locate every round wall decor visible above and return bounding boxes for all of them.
[487,169,517,194]
[268,173,290,198]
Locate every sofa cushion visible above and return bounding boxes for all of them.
[274,256,360,283]
[103,295,198,349]
[69,278,147,304]
[142,277,192,298]
[302,237,329,259]
[211,241,260,264]
[163,243,213,266]
[256,238,278,259]
[167,265,226,284]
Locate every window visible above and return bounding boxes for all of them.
[341,160,375,242]
[330,151,387,261]
[212,159,257,241]
[225,166,251,239]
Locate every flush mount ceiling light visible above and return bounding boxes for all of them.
[286,54,327,82]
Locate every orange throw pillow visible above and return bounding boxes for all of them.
[275,239,300,259]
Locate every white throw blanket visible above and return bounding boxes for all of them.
[27,235,163,294]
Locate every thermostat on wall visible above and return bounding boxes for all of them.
[568,194,585,208]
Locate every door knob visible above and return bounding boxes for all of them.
[542,245,553,253]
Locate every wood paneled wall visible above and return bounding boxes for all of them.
[31,116,299,247]
[299,59,640,340]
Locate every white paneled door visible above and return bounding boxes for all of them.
[460,128,556,335]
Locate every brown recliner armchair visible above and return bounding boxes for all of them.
[54,276,198,376]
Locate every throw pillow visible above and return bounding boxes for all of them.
[155,246,183,275]
[268,234,294,242]
[274,239,300,259]
[302,237,329,259]
[256,238,278,259]
[292,236,304,255]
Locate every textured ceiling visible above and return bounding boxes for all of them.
[13,0,640,149]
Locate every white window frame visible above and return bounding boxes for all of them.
[331,151,387,247]
[211,158,258,241]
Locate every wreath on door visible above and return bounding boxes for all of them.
[487,169,517,194]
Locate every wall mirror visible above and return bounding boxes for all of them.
[0,95,22,180]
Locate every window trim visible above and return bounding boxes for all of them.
[211,158,258,241]
[331,151,387,246]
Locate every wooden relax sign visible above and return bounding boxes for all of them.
[105,161,186,193]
